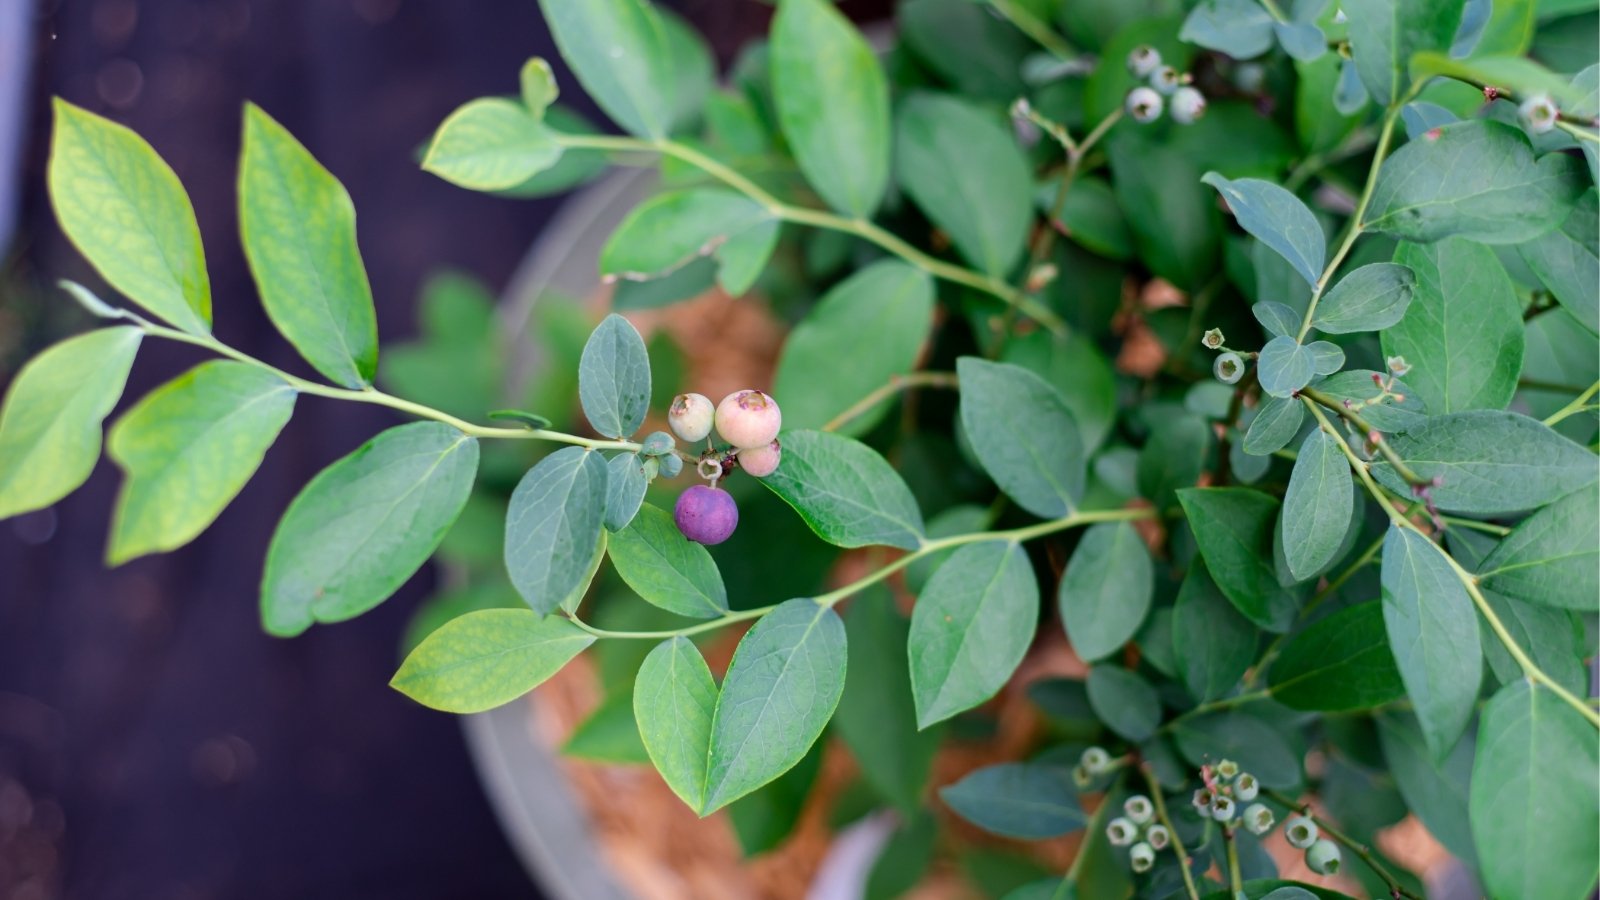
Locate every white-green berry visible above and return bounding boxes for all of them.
[1146,824,1171,850]
[1128,45,1162,77]
[1127,87,1163,123]
[1214,351,1245,384]
[1519,93,1558,134]
[1210,794,1237,822]
[1234,773,1258,801]
[1215,760,1240,781]
[1130,841,1156,873]
[1191,788,1214,814]
[1124,795,1154,825]
[1171,86,1207,124]
[1305,838,1342,875]
[1244,803,1274,835]
[1107,817,1139,847]
[1151,66,1183,95]
[669,393,715,443]
[1081,746,1112,772]
[1285,814,1319,849]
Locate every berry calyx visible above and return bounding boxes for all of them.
[1124,795,1154,825]
[1210,794,1237,822]
[1127,87,1164,123]
[1234,772,1259,801]
[1192,788,1214,814]
[715,389,782,449]
[736,439,782,478]
[1305,838,1341,875]
[1215,759,1240,781]
[1106,817,1138,847]
[1171,86,1207,124]
[1128,45,1162,77]
[1202,327,1225,350]
[669,393,715,443]
[1284,814,1319,849]
[1146,824,1171,850]
[673,484,738,545]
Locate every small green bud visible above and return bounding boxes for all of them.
[1215,759,1240,781]
[1305,838,1342,875]
[1081,746,1111,772]
[1210,794,1237,822]
[1124,795,1154,825]
[1284,814,1319,849]
[1129,841,1156,873]
[1107,817,1139,847]
[1214,351,1245,385]
[1243,803,1274,835]
[640,431,675,456]
[1145,824,1171,850]
[1234,773,1258,801]
[1202,328,1225,350]
[1126,87,1164,123]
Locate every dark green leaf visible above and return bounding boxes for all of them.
[578,313,651,439]
[1058,522,1154,662]
[1178,488,1301,632]
[1518,187,1598,334]
[261,422,478,636]
[1313,262,1417,333]
[1380,527,1481,759]
[1181,0,1276,58]
[1257,336,1315,399]
[1478,590,1587,697]
[1172,711,1302,788]
[504,446,610,615]
[958,357,1085,519]
[634,636,718,811]
[1479,483,1599,611]
[939,763,1085,839]
[865,813,937,900]
[758,429,925,550]
[538,0,676,138]
[1086,666,1162,741]
[1001,330,1118,454]
[1043,177,1134,262]
[1342,0,1466,104]
[1378,713,1478,866]
[1269,602,1405,710]
[910,541,1038,728]
[1281,429,1354,581]
[390,608,593,713]
[728,742,823,856]
[608,503,728,619]
[1203,173,1326,288]
[1174,559,1258,702]
[1110,134,1221,289]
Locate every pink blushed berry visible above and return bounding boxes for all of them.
[673,484,738,545]
[737,439,782,478]
[715,390,782,449]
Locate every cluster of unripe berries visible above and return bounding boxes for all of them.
[1202,328,1248,385]
[1192,760,1343,877]
[667,389,782,546]
[1106,794,1171,873]
[1126,46,1206,125]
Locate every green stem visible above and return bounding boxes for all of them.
[987,0,1076,59]
[1162,689,1273,732]
[557,133,1068,335]
[1300,386,1429,487]
[1439,516,1510,537]
[139,323,637,449]
[1283,125,1379,192]
[822,371,960,433]
[1053,771,1127,900]
[1301,398,1600,729]
[1556,119,1600,144]
[1224,826,1244,895]
[1257,0,1290,23]
[1245,533,1384,687]
[1264,790,1421,900]
[1142,765,1202,900]
[1544,380,1600,427]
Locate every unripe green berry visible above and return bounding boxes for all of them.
[658,453,684,478]
[1151,66,1182,95]
[1127,87,1164,123]
[1243,803,1274,835]
[1214,351,1245,385]
[1284,814,1318,849]
[1305,838,1341,875]
[1191,788,1214,814]
[1234,773,1258,801]
[1124,795,1154,824]
[1129,841,1156,873]
[669,393,715,443]
[641,431,675,456]
[1171,86,1207,124]
[1081,746,1111,772]
[1107,817,1139,847]
[1128,45,1162,77]
[1519,93,1558,134]
[1145,824,1171,851]
[715,389,782,449]
[736,438,782,478]
[1210,794,1237,822]
[1215,759,1240,781]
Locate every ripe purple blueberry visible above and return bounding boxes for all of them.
[736,439,782,478]
[669,393,715,443]
[673,484,738,545]
[715,389,782,449]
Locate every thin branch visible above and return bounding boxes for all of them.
[1299,386,1430,487]
[1141,765,1202,900]
[1543,381,1600,427]
[1265,790,1421,900]
[822,371,959,433]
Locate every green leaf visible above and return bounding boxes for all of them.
[773,260,934,434]
[1242,395,1306,456]
[1000,331,1117,455]
[238,106,379,391]
[107,361,295,564]
[537,0,676,139]
[0,327,141,519]
[598,188,776,285]
[1380,527,1481,759]
[1377,713,1478,866]
[906,504,990,593]
[770,0,890,218]
[519,57,558,116]
[1411,50,1583,107]
[758,430,925,550]
[607,502,729,619]
[712,219,780,297]
[938,763,1085,840]
[390,609,590,715]
[704,598,847,813]
[422,98,563,191]
[896,93,1032,277]
[1365,120,1586,244]
[1373,410,1598,515]
[634,636,718,811]
[1058,522,1154,662]
[1518,187,1598,334]
[48,99,211,334]
[1268,602,1405,710]
[578,313,651,439]
[910,541,1038,728]
[260,422,478,636]
[866,813,937,900]
[1380,239,1523,413]
[727,742,823,856]
[1479,484,1599,611]
[1178,488,1301,632]
[835,590,942,813]
[1342,0,1466,104]
[1297,55,1365,155]
[1172,711,1302,789]
[1138,412,1212,510]
[899,0,1029,100]
[504,446,610,615]
[562,691,649,764]
[1110,134,1221,289]
[1470,681,1600,900]
[1312,262,1416,333]
[1281,429,1354,581]
[1313,370,1429,433]
[603,452,649,532]
[1173,559,1258,702]
[1254,301,1302,338]
[1202,173,1326,288]
[1312,341,1345,377]
[657,8,714,133]
[1042,177,1134,262]
[1181,0,1276,59]
[1478,589,1587,696]
[1085,666,1161,741]
[957,357,1084,519]
[1257,336,1316,398]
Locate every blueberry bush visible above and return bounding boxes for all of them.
[4,0,1598,896]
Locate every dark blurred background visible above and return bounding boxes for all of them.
[0,2,903,898]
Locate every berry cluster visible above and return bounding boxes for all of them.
[1106,794,1171,874]
[1126,46,1206,125]
[1201,328,1249,385]
[667,389,783,546]
[1191,759,1266,832]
